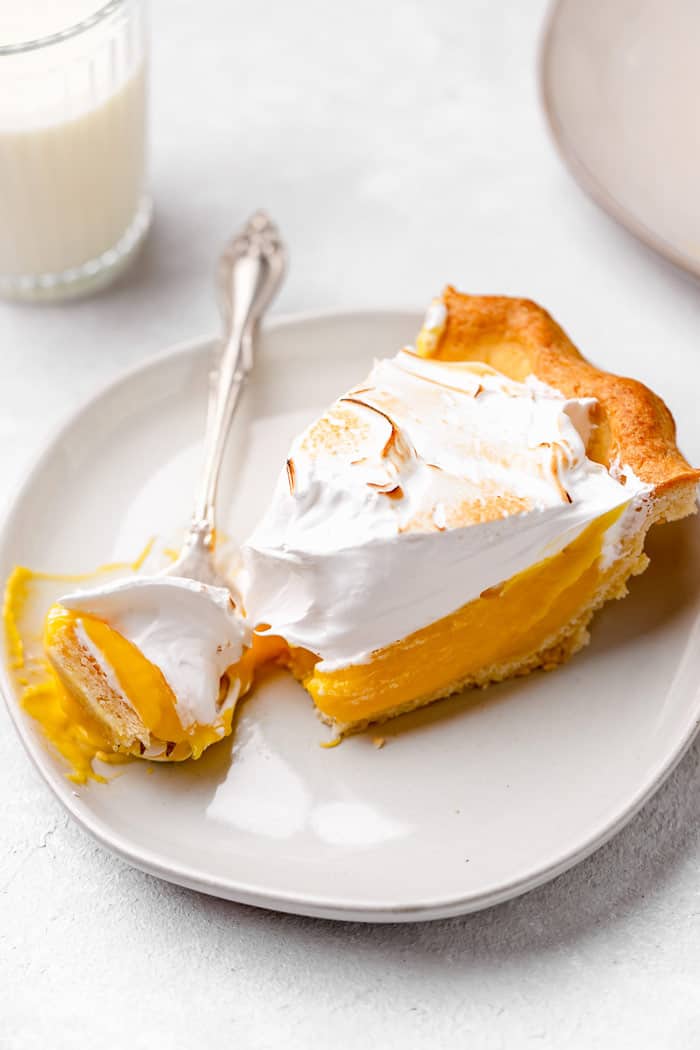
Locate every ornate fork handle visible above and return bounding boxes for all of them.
[182,211,287,568]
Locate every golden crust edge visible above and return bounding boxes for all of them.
[434,288,700,493]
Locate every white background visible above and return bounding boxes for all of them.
[2,1,700,1047]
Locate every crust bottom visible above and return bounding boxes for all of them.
[313,481,697,737]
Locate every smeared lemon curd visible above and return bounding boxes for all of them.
[286,505,625,728]
[3,552,155,784]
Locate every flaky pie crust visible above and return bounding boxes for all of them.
[431,287,700,499]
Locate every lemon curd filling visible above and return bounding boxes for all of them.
[21,675,121,785]
[287,506,626,728]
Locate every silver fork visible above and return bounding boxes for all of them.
[168,210,287,585]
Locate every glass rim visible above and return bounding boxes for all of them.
[0,0,129,58]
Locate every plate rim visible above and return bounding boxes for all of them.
[2,307,700,923]
[538,0,700,283]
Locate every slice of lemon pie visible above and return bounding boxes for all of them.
[241,288,699,734]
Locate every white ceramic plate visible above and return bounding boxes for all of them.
[2,311,700,923]
[540,0,700,279]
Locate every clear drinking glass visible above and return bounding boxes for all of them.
[0,0,150,301]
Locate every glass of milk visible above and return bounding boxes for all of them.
[0,0,150,301]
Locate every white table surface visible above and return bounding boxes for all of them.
[2,1,700,1047]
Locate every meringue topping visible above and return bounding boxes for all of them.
[241,350,647,669]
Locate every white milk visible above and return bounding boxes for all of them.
[0,1,149,294]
